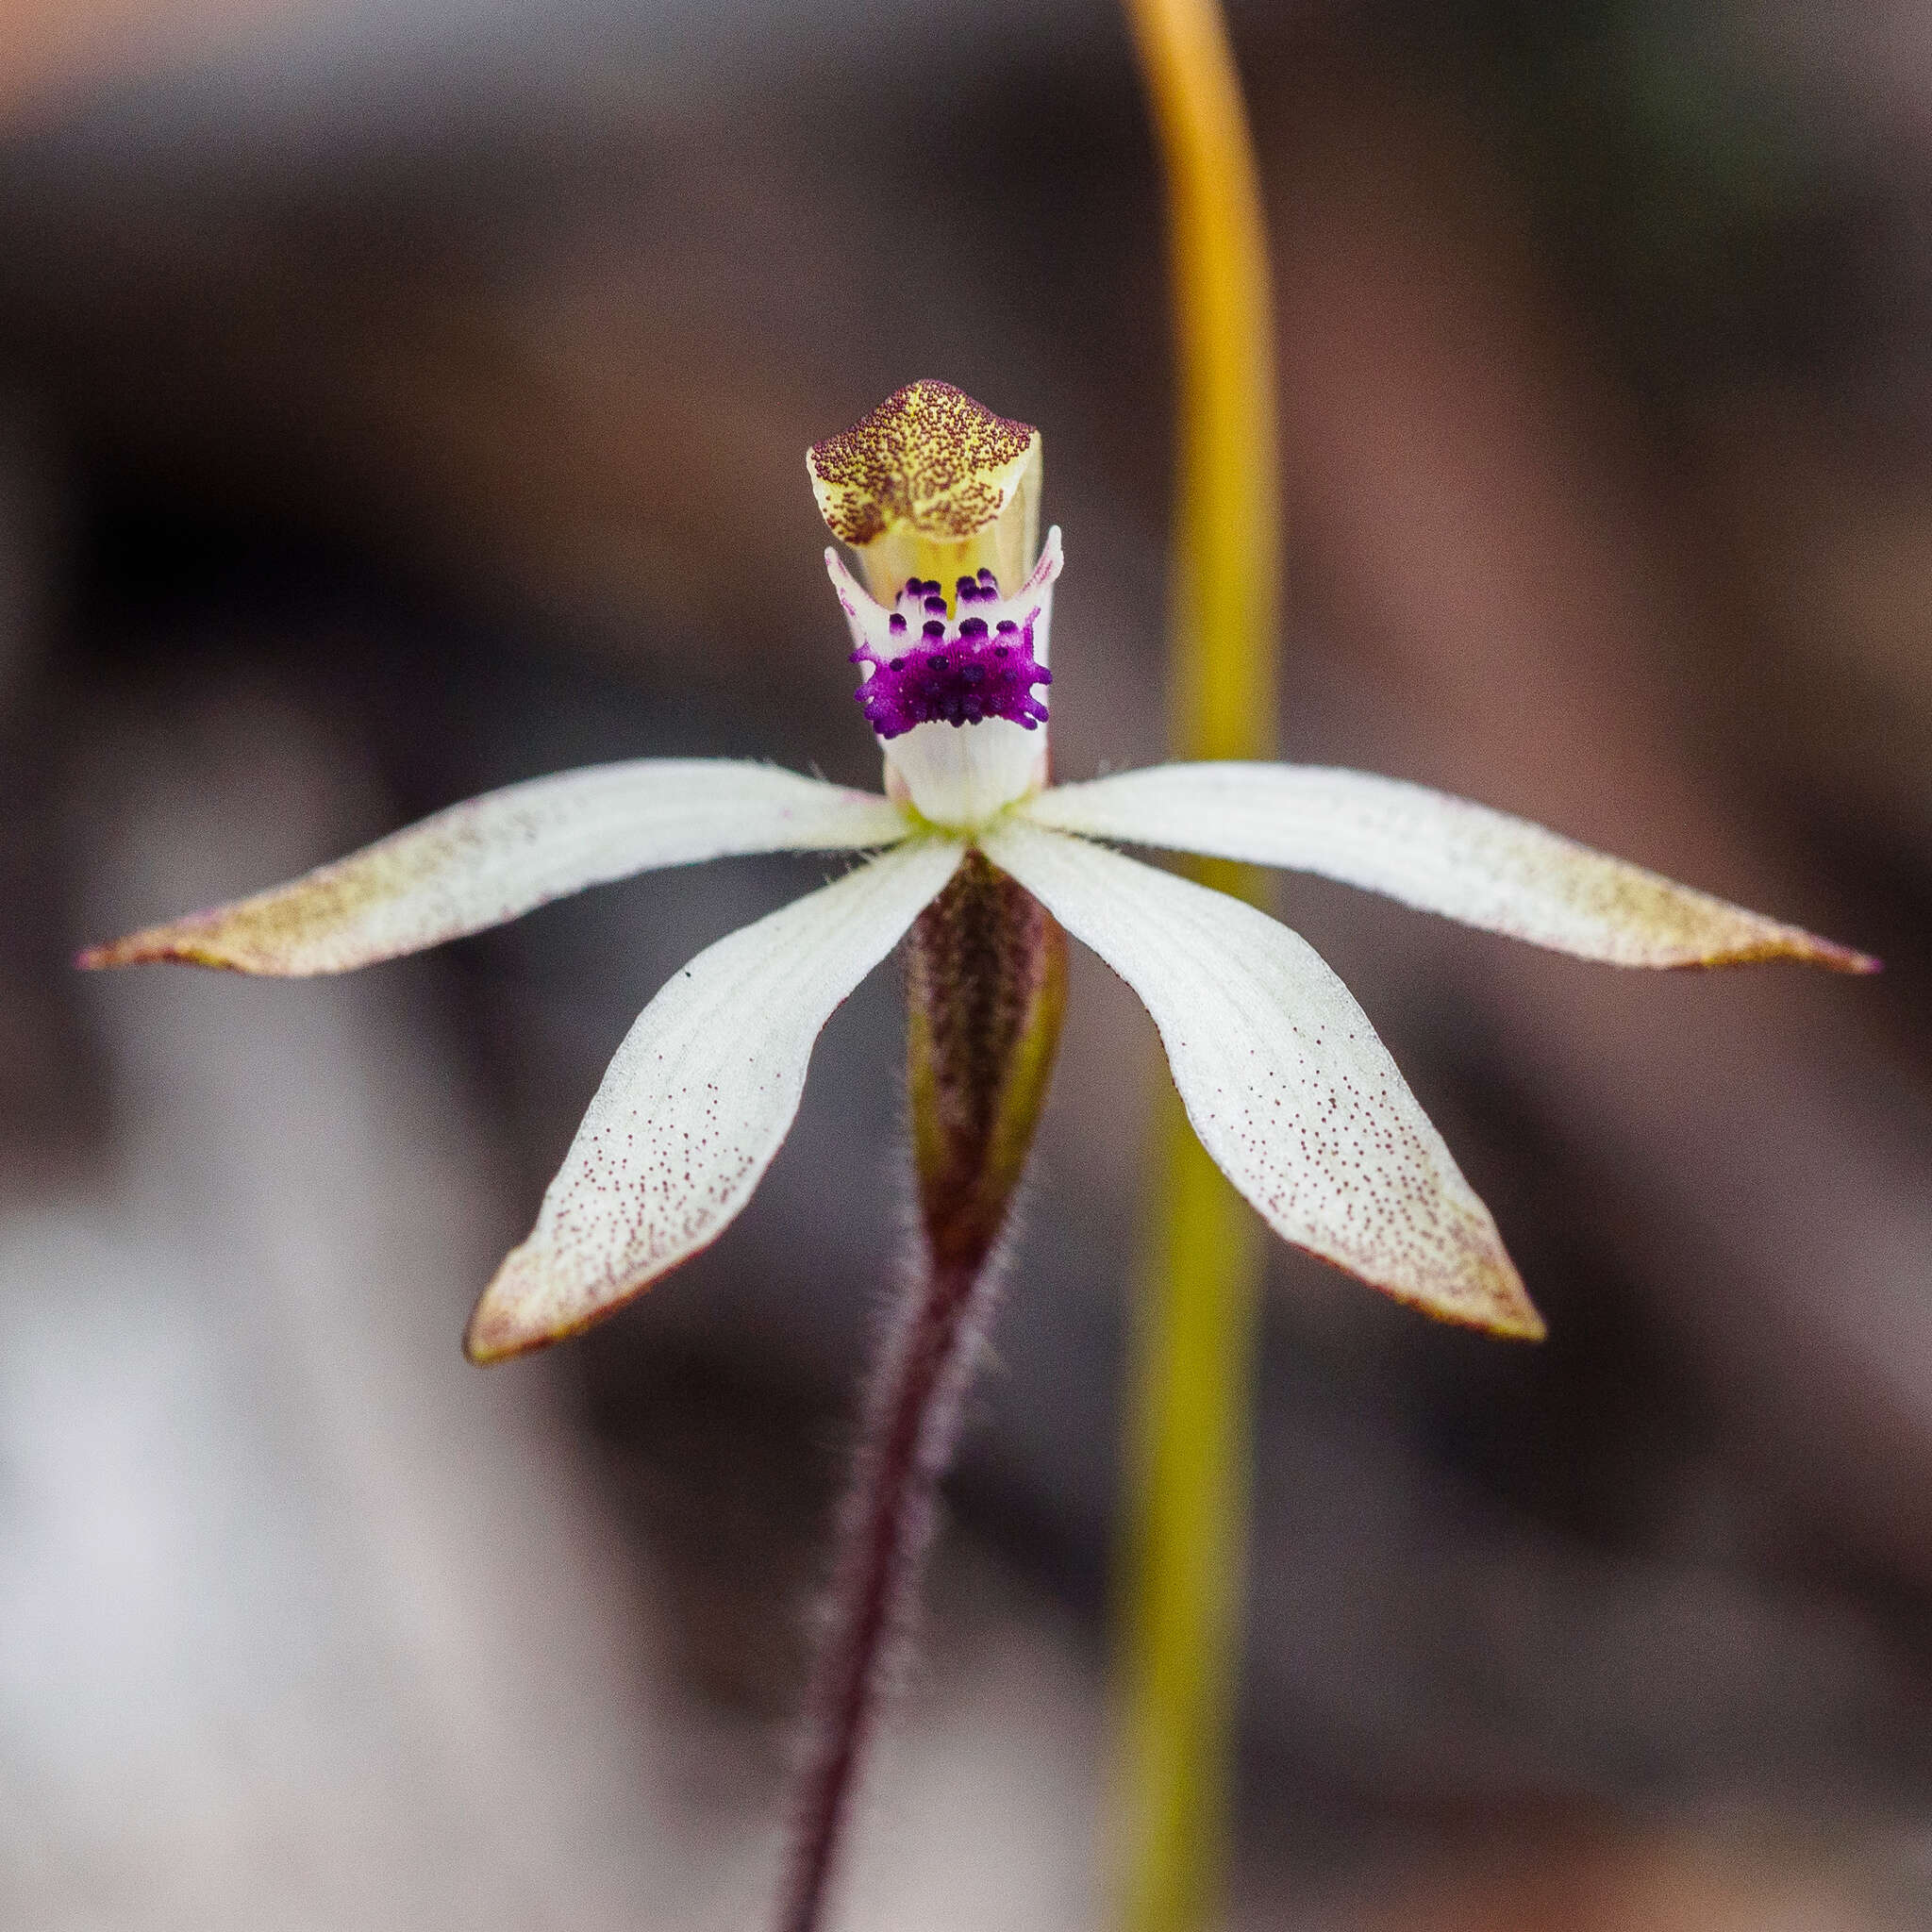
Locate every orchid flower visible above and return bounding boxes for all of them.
[81,379,1871,1365]
[81,378,1874,1932]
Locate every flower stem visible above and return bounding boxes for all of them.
[1116,0,1280,1925]
[1116,1079,1264,1932]
[775,1252,1004,1932]
[1123,0,1278,767]
[775,855,1066,1932]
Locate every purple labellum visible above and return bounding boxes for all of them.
[851,571,1052,740]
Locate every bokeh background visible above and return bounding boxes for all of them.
[4,1,1931,1925]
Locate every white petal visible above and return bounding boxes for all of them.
[1021,763,1873,972]
[466,835,965,1359]
[978,819,1541,1336]
[79,760,912,975]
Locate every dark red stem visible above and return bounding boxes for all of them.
[774,1252,999,1932]
[774,855,1063,1932]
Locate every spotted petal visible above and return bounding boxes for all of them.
[979,819,1541,1337]
[1021,763,1874,972]
[466,835,965,1361]
[78,760,912,975]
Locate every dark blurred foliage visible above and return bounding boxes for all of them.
[3,1,1930,1924]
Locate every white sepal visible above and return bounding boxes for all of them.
[466,835,966,1358]
[1020,762,1870,971]
[82,759,913,975]
[978,819,1541,1337]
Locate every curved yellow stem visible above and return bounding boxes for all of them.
[1115,0,1279,1927]
[1126,0,1278,766]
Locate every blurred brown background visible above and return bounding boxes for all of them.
[2,0,1930,1925]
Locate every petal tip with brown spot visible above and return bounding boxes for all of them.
[462,1252,575,1364]
[1353,1211,1546,1341]
[1733,929,1880,976]
[75,920,252,974]
[461,1243,618,1367]
[1408,1258,1546,1341]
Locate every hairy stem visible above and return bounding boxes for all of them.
[774,854,1066,1932]
[775,1250,1003,1932]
